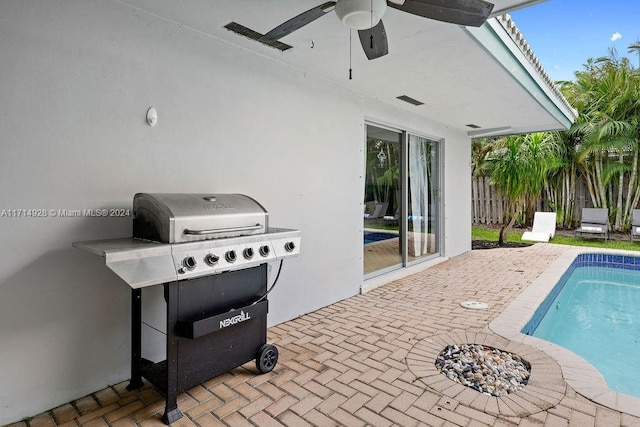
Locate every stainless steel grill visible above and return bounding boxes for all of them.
[73,193,300,424]
[133,193,268,243]
[74,193,300,288]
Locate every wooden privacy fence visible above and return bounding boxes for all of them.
[472,175,602,226]
[472,176,504,225]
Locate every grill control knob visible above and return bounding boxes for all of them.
[225,250,237,263]
[284,241,296,253]
[204,253,219,266]
[259,245,270,257]
[183,256,197,270]
[243,248,254,260]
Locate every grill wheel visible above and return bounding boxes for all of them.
[256,344,279,373]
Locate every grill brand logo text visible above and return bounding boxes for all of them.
[220,310,250,329]
[203,203,232,210]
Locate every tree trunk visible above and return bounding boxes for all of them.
[584,169,598,208]
[615,154,624,230]
[624,152,639,225]
[498,203,520,246]
[631,181,640,217]
[568,166,576,227]
[595,154,607,208]
[561,170,569,227]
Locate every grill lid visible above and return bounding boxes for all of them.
[133,193,269,243]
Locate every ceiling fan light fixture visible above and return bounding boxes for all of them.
[335,0,387,30]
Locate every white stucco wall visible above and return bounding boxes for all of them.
[0,1,471,422]
[442,139,473,256]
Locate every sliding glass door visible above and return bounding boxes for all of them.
[363,124,440,277]
[407,134,439,263]
[363,126,402,275]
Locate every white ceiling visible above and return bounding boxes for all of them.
[119,0,568,135]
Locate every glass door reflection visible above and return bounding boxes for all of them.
[407,134,439,263]
[363,125,401,275]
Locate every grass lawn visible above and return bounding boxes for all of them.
[472,226,640,252]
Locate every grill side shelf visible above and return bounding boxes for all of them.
[72,238,177,288]
[175,300,268,339]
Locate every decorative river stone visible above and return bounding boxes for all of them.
[435,344,530,397]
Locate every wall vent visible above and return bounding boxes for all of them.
[224,22,292,52]
[466,123,481,129]
[396,95,424,106]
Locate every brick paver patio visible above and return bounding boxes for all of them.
[11,244,640,426]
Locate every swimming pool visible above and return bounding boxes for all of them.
[522,253,640,397]
[363,231,398,244]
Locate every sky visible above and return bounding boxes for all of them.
[509,0,640,82]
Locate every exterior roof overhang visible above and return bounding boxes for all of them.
[119,0,576,137]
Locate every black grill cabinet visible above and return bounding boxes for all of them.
[128,264,275,424]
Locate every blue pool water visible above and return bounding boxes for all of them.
[522,254,640,397]
[364,231,398,244]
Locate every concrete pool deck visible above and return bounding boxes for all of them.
[10,243,640,426]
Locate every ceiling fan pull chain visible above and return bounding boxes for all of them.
[349,29,353,80]
[370,0,374,49]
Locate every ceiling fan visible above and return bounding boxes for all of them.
[258,0,495,60]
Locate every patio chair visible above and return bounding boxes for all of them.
[574,208,609,241]
[370,202,389,218]
[631,209,640,243]
[521,212,557,242]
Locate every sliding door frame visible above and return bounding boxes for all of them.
[363,121,444,279]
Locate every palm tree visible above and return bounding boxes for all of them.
[629,39,640,69]
[481,133,560,245]
[473,47,640,234]
[567,51,640,229]
[544,130,578,228]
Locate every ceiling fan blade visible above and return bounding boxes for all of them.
[260,1,337,42]
[358,20,389,60]
[388,0,494,27]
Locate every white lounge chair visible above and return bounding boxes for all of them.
[521,212,557,242]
